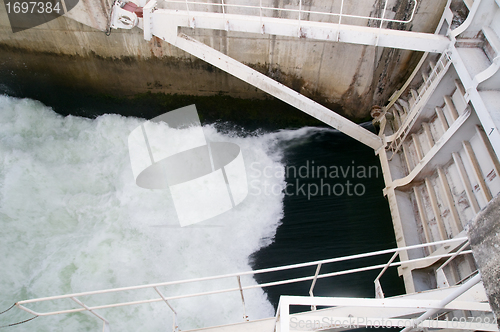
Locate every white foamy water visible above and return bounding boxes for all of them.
[0,95,299,331]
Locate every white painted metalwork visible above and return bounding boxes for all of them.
[236,276,249,321]
[15,238,476,331]
[107,0,451,151]
[435,240,471,288]
[374,238,472,298]
[275,278,497,332]
[386,51,452,157]
[399,273,482,332]
[109,0,139,29]
[70,297,110,332]
[133,0,451,150]
[153,287,179,332]
[144,3,449,53]
[308,262,322,311]
[381,52,431,120]
[148,28,384,149]
[159,0,417,27]
[49,2,500,330]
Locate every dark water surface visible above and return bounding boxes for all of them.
[0,77,405,321]
[251,127,405,312]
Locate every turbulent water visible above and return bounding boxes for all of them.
[0,95,402,331]
[0,95,293,331]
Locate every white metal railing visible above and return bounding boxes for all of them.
[12,238,474,331]
[160,0,418,29]
[374,237,471,298]
[275,273,495,332]
[387,50,452,157]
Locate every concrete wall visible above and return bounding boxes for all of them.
[0,0,447,120]
[468,193,500,328]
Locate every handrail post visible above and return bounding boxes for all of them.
[308,263,322,310]
[435,239,469,288]
[298,0,302,36]
[70,297,110,332]
[339,0,343,25]
[379,0,388,28]
[335,0,344,41]
[153,287,180,332]
[273,301,281,332]
[436,239,469,273]
[374,252,399,298]
[279,298,290,332]
[236,276,249,321]
[259,0,263,32]
[374,0,389,46]
[221,0,228,30]
[184,0,192,28]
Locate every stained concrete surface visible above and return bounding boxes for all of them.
[468,193,500,327]
[0,0,447,120]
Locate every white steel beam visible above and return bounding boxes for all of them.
[149,9,450,53]
[140,0,450,149]
[146,21,383,149]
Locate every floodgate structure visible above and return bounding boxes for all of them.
[2,0,500,331]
